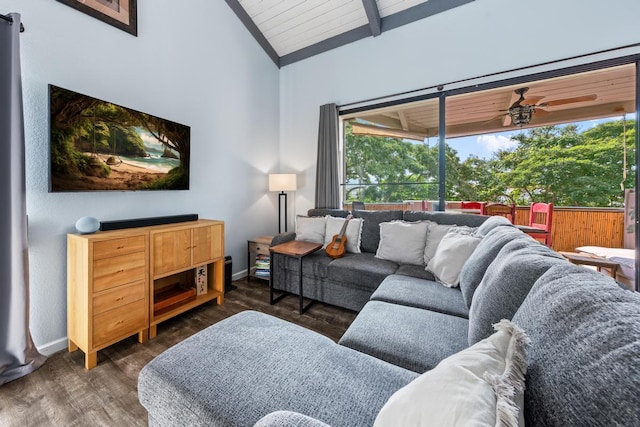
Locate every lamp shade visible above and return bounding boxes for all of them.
[269,174,297,192]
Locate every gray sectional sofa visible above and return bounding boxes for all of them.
[270,208,489,311]
[138,212,640,426]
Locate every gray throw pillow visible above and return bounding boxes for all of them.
[468,238,564,345]
[423,222,453,264]
[353,210,404,253]
[426,230,482,287]
[295,215,326,244]
[376,220,429,265]
[323,216,363,253]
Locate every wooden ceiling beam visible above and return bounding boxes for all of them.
[398,110,410,131]
[361,0,381,36]
[359,114,403,129]
[351,123,427,141]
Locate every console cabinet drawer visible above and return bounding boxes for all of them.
[93,236,146,260]
[93,299,146,348]
[93,280,145,316]
[93,251,146,292]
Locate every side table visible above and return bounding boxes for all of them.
[270,240,323,314]
[247,236,274,283]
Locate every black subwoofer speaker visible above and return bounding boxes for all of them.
[225,256,236,293]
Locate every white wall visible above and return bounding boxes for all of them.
[0,0,280,353]
[280,0,640,215]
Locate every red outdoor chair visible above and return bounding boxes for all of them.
[484,203,516,223]
[460,201,487,214]
[527,202,553,246]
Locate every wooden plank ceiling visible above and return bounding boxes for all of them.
[346,64,636,140]
[228,0,476,67]
[239,0,369,57]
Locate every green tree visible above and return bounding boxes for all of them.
[345,120,634,207]
[489,122,635,206]
[345,122,464,203]
[458,155,508,202]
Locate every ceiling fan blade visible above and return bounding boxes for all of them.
[533,108,549,117]
[540,94,597,107]
[520,96,545,105]
[482,113,507,125]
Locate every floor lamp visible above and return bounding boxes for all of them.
[269,174,297,233]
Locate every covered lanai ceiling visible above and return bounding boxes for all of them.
[344,63,637,140]
[224,0,475,67]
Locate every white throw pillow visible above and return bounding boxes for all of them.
[294,216,326,244]
[426,229,482,287]
[423,222,453,264]
[375,220,430,265]
[374,319,529,427]
[323,216,363,254]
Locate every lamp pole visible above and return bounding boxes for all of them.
[278,191,288,233]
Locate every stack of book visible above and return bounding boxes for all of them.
[254,254,270,277]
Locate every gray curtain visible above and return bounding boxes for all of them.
[0,13,46,386]
[314,103,340,209]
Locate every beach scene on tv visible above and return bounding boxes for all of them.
[49,85,190,192]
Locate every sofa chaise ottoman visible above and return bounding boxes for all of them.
[138,261,640,426]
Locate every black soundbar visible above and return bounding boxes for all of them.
[100,214,199,231]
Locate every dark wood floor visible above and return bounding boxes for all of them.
[0,278,357,426]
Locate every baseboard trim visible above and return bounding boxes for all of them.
[38,337,68,356]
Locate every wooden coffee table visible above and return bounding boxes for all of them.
[559,251,619,278]
[270,240,323,314]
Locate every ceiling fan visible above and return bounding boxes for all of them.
[501,87,597,126]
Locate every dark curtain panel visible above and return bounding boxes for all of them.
[314,103,340,209]
[0,13,46,386]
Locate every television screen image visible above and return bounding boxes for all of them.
[49,84,190,192]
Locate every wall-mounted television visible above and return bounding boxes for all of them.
[49,84,190,192]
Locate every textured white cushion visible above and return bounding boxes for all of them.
[427,229,482,287]
[374,319,529,427]
[323,216,363,254]
[423,222,453,264]
[295,216,326,244]
[375,220,430,265]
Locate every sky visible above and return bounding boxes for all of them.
[444,114,634,161]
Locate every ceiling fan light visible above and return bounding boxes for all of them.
[509,105,535,126]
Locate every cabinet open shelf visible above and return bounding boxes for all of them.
[151,290,222,325]
[153,284,196,316]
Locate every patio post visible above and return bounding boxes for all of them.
[438,93,446,211]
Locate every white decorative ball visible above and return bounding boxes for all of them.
[75,216,100,234]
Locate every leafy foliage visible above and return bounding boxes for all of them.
[345,120,635,207]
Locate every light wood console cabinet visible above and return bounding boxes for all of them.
[67,219,224,369]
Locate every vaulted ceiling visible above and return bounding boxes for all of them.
[224,1,636,138]
[224,0,475,67]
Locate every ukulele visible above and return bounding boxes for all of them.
[325,215,352,259]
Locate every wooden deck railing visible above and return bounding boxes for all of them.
[345,203,626,252]
[514,206,624,252]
